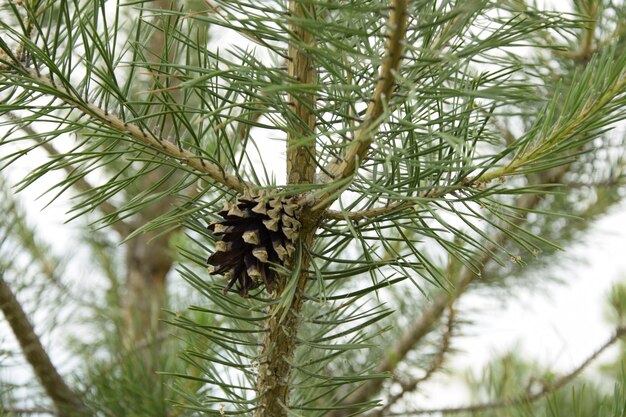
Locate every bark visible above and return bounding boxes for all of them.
[286,1,317,185]
[254,224,318,417]
[121,226,173,350]
[0,273,91,417]
[253,2,319,414]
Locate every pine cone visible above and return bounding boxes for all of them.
[207,191,301,296]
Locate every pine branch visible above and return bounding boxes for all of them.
[0,408,55,415]
[324,41,625,222]
[324,87,625,223]
[329,162,572,417]
[310,0,408,212]
[324,202,409,221]
[341,31,626,413]
[0,272,91,417]
[398,325,626,416]
[477,78,626,185]
[3,111,131,236]
[0,65,251,194]
[368,306,457,417]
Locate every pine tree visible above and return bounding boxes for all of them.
[1,0,626,416]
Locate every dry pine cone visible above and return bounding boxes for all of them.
[207,191,301,296]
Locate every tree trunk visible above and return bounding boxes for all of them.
[120,0,178,352]
[122,229,172,350]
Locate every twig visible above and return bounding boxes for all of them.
[4,111,131,236]
[310,0,408,212]
[0,66,250,194]
[324,201,409,221]
[0,272,91,417]
[390,325,626,415]
[368,306,457,417]
[477,76,626,186]
[322,173,626,221]
[328,162,570,417]
[0,407,56,415]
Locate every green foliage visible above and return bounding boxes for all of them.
[460,352,626,417]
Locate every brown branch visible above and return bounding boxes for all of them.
[394,325,626,416]
[328,163,570,417]
[368,306,457,417]
[313,2,480,213]
[4,111,131,236]
[309,0,408,212]
[0,272,91,417]
[1,66,250,194]
[0,408,55,415]
[325,0,407,181]
[324,201,409,220]
[322,183,458,221]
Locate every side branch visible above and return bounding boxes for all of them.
[322,184,470,221]
[405,325,626,415]
[0,272,91,417]
[5,112,131,236]
[2,68,250,194]
[324,201,409,220]
[310,0,408,209]
[330,182,562,416]
[369,306,456,417]
[326,0,408,181]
